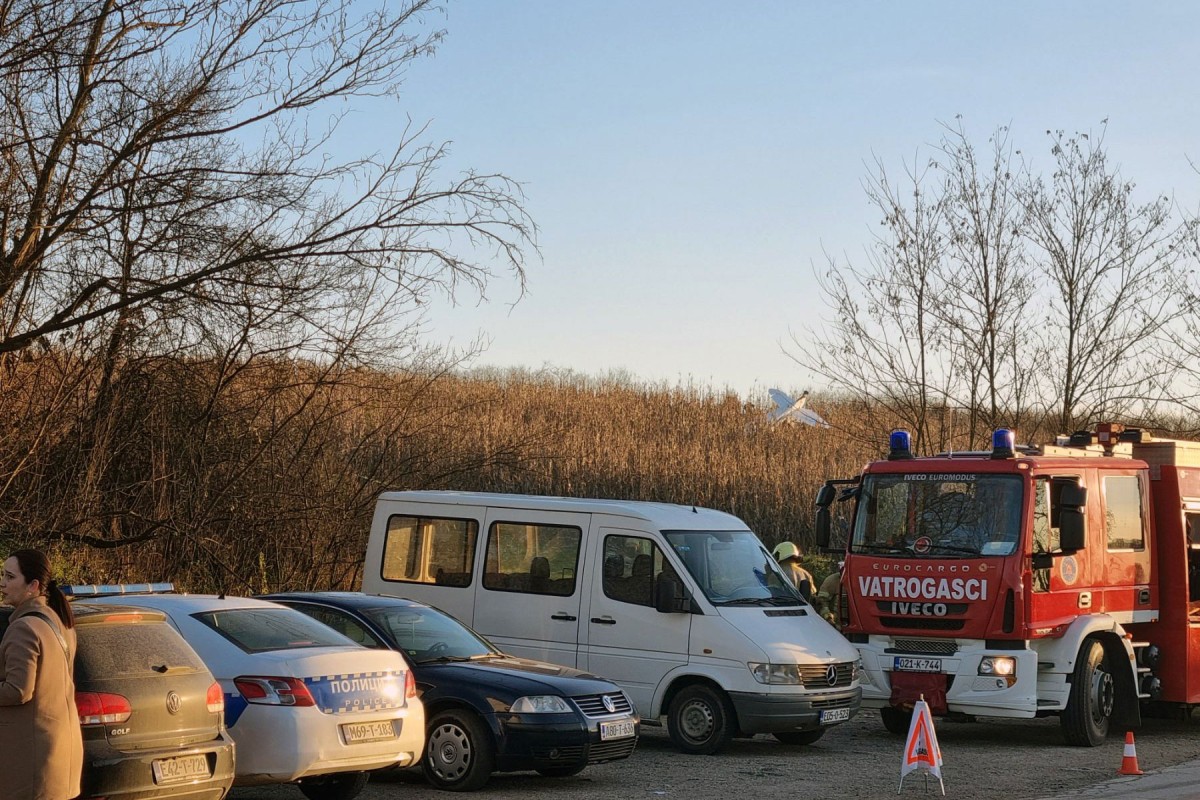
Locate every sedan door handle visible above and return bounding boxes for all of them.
[590,617,616,625]
[551,613,577,621]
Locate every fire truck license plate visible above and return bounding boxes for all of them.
[893,656,942,673]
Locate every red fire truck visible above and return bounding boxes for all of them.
[815,424,1200,746]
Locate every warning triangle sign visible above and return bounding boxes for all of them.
[899,698,945,795]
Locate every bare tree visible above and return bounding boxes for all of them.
[1022,126,1191,432]
[0,0,533,361]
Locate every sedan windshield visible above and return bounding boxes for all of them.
[851,473,1023,557]
[662,530,803,606]
[366,605,499,664]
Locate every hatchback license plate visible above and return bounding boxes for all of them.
[893,656,942,673]
[600,718,636,741]
[820,707,851,724]
[342,720,398,744]
[152,754,210,784]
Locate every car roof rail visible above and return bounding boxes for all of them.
[63,583,176,598]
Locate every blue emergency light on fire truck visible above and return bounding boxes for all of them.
[815,423,1200,747]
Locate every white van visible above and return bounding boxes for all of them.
[362,491,861,754]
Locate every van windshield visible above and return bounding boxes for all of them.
[663,530,803,606]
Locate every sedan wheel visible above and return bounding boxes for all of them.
[423,710,495,792]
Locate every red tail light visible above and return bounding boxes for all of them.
[206,682,224,714]
[405,669,417,700]
[76,691,132,725]
[233,676,315,707]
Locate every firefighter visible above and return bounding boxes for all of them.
[772,541,815,602]
[814,563,843,627]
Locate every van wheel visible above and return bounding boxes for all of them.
[424,710,496,791]
[667,684,736,754]
[773,728,826,746]
[1062,638,1113,746]
[880,706,912,735]
[298,772,369,800]
[536,763,588,778]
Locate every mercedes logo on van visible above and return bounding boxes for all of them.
[165,690,182,715]
[825,665,838,687]
[602,694,617,713]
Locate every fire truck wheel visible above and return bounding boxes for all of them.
[1062,638,1113,746]
[880,706,912,735]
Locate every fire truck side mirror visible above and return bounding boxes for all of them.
[1058,483,1088,552]
[815,507,831,548]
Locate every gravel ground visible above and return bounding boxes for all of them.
[229,709,1200,800]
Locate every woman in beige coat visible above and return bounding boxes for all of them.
[1,549,83,800]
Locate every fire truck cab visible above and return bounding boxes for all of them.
[817,424,1200,746]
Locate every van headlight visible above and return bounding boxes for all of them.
[852,657,863,682]
[510,695,571,713]
[749,662,803,685]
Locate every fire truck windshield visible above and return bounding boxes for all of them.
[850,473,1023,558]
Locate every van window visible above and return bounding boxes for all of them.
[602,535,671,607]
[1104,475,1145,550]
[483,522,581,597]
[382,515,478,587]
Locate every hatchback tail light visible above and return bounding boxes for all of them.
[206,682,224,714]
[76,691,133,725]
[233,676,315,707]
[405,669,417,700]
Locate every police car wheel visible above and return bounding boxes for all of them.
[424,709,496,791]
[297,772,369,800]
[536,763,587,778]
[667,684,736,755]
[773,728,826,746]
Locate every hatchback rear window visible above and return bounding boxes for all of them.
[191,608,356,653]
[75,622,206,680]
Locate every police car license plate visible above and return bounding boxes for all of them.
[341,719,398,744]
[820,707,851,724]
[893,656,942,673]
[600,718,636,741]
[152,754,210,784]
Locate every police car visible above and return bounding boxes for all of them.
[77,588,424,800]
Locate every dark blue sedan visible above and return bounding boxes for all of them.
[260,592,639,791]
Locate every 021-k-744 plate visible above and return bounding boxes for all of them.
[893,656,942,673]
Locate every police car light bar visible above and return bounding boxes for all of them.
[62,583,176,597]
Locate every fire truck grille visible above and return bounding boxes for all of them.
[889,639,959,656]
[879,617,964,631]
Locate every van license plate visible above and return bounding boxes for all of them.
[600,718,636,741]
[342,720,398,744]
[820,707,851,724]
[152,754,210,784]
[893,656,942,673]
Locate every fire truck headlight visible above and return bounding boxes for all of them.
[979,656,1016,678]
[749,662,804,685]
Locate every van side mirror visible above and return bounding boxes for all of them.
[1058,484,1087,553]
[654,573,692,614]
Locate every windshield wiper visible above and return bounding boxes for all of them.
[927,543,981,556]
[715,597,775,607]
[418,655,475,664]
[852,542,909,554]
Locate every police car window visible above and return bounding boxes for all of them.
[482,521,581,597]
[382,514,478,587]
[191,608,357,653]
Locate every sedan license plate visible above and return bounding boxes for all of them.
[600,718,636,741]
[152,754,210,785]
[820,707,851,724]
[341,719,398,744]
[893,656,942,673]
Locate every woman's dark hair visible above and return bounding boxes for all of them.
[9,548,74,629]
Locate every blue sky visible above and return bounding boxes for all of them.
[361,2,1200,399]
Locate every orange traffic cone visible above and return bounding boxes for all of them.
[1117,731,1144,776]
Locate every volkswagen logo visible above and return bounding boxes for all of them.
[601,694,617,713]
[825,665,838,687]
[165,691,182,715]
